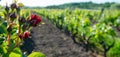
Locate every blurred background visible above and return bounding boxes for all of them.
[0,0,120,9]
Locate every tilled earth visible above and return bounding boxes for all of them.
[29,17,102,57]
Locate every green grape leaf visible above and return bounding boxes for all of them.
[28,52,45,57]
[9,47,22,57]
[0,25,6,34]
[0,37,4,44]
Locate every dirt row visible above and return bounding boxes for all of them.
[29,17,102,57]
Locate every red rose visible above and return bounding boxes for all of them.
[29,14,42,27]
[23,31,30,39]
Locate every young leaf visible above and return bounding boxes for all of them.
[28,52,45,57]
[9,47,22,57]
[18,3,24,7]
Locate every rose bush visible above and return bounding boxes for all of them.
[0,0,45,57]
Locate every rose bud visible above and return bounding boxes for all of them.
[22,22,29,31]
[7,26,12,33]
[21,17,26,23]
[16,6,20,13]
[5,5,9,13]
[10,12,17,21]
[11,3,17,10]
[29,14,42,27]
[18,34,23,39]
[19,17,26,25]
[23,31,30,39]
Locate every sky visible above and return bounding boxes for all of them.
[0,0,120,7]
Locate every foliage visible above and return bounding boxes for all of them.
[45,2,116,9]
[28,52,45,57]
[34,8,120,57]
[108,38,120,57]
